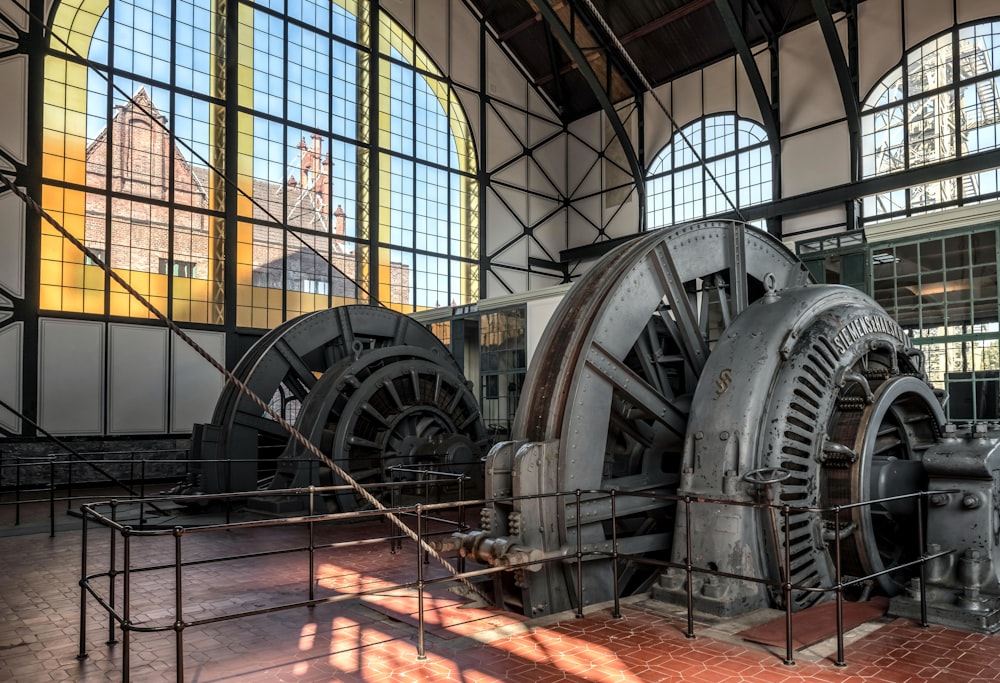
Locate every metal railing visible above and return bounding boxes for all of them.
[0,450,191,535]
[76,484,958,681]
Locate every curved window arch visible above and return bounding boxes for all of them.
[862,20,1000,223]
[40,0,479,327]
[645,114,771,229]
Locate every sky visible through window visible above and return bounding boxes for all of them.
[64,0,478,321]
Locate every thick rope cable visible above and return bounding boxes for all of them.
[7,0,381,306]
[0,173,491,604]
[577,0,748,222]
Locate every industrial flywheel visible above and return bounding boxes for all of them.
[192,305,489,511]
[452,220,1000,633]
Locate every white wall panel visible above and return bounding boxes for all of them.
[904,0,953,50]
[781,121,851,197]
[491,179,529,227]
[486,41,527,109]
[0,190,25,298]
[454,86,481,151]
[39,319,104,435]
[958,0,1000,24]
[533,133,566,195]
[782,207,849,242]
[0,322,22,433]
[527,111,562,149]
[526,174,560,223]
[703,57,736,115]
[526,293,563,365]
[644,84,673,160]
[605,197,640,239]
[485,189,524,254]
[670,71,703,131]
[486,103,525,171]
[414,0,448,76]
[0,0,29,32]
[380,0,413,35]
[0,55,27,164]
[171,330,225,433]
[566,118,602,196]
[450,0,480,90]
[108,324,168,434]
[779,21,842,134]
[736,49,771,126]
[859,0,903,99]
[527,87,557,120]
[530,213,566,259]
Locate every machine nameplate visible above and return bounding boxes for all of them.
[832,315,907,356]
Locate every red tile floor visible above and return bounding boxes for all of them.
[2,503,1000,682]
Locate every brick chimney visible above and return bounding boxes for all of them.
[334,204,345,235]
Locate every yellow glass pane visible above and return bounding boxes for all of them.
[173,278,192,299]
[150,273,169,298]
[63,287,84,312]
[39,285,63,310]
[190,302,208,323]
[62,262,83,287]
[40,260,63,286]
[83,265,104,290]
[83,289,104,314]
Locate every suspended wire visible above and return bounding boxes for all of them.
[7,0,381,307]
[0,172,491,604]
[1,1,495,601]
[576,0,749,223]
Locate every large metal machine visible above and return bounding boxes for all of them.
[192,305,489,511]
[446,220,1000,633]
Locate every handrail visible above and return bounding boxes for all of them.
[76,484,958,681]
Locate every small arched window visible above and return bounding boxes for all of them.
[862,20,1000,223]
[646,114,771,229]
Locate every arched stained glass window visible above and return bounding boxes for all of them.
[862,20,1000,223]
[40,0,479,328]
[646,114,771,229]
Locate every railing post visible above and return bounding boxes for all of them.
[139,459,147,530]
[457,476,467,573]
[66,456,73,511]
[918,492,928,628]
[684,495,695,639]
[174,526,186,683]
[415,504,427,660]
[77,505,90,660]
[308,486,316,603]
[49,457,56,538]
[122,527,132,683]
[14,456,21,526]
[782,504,795,666]
[107,501,119,645]
[833,505,846,667]
[575,490,584,619]
[610,489,621,619]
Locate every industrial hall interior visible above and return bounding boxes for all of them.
[7,0,1000,680]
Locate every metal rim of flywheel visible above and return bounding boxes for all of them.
[511,220,812,607]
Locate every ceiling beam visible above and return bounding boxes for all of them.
[618,0,716,45]
[497,14,542,42]
[531,0,647,227]
[810,0,861,181]
[713,0,780,152]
